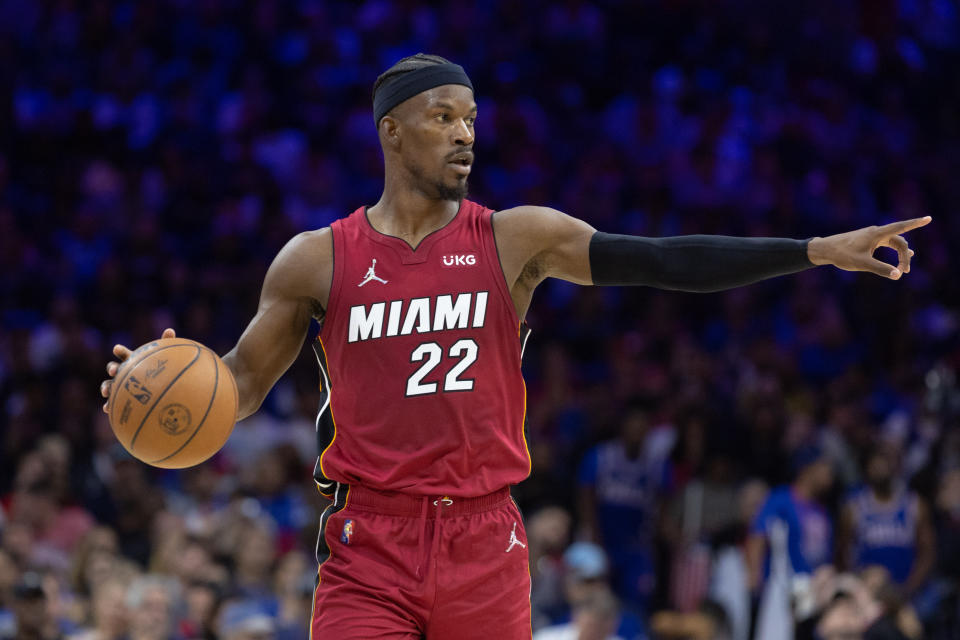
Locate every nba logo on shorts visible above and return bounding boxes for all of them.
[341,519,354,544]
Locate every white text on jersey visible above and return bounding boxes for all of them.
[348,292,489,343]
[442,254,477,267]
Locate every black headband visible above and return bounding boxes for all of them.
[373,63,474,125]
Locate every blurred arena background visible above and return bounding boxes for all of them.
[1,1,959,639]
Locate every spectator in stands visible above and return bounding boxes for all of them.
[68,577,129,640]
[528,506,574,629]
[0,549,18,631]
[578,401,664,608]
[747,445,835,597]
[217,601,275,640]
[650,599,733,640]
[178,580,221,640]
[272,551,311,640]
[69,527,118,600]
[125,576,178,640]
[0,572,62,640]
[560,543,645,640]
[837,446,935,596]
[534,587,624,640]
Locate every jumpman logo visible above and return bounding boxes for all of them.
[505,521,526,553]
[358,258,388,287]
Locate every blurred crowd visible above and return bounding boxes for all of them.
[1,1,959,639]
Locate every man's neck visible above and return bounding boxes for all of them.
[367,180,460,247]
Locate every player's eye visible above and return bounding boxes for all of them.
[434,113,449,122]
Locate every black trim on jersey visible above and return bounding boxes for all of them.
[312,339,337,497]
[316,482,349,565]
[519,323,532,454]
[362,202,463,253]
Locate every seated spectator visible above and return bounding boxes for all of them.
[6,453,93,571]
[218,601,276,640]
[528,506,573,630]
[561,543,645,640]
[816,593,870,640]
[68,577,129,640]
[125,576,179,640]
[69,527,119,599]
[272,551,312,640]
[0,549,19,633]
[649,599,732,640]
[178,581,222,640]
[0,572,62,640]
[534,588,624,640]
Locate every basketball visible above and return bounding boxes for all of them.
[107,337,238,469]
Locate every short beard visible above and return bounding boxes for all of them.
[435,179,468,201]
[408,160,469,201]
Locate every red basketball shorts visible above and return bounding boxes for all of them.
[310,483,532,639]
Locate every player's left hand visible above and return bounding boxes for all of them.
[807,216,931,279]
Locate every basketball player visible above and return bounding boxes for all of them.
[100,54,930,639]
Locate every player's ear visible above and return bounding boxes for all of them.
[379,115,401,150]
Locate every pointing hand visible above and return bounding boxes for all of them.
[807,216,932,279]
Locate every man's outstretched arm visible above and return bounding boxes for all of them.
[493,206,930,297]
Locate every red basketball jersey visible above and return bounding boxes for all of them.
[313,199,531,497]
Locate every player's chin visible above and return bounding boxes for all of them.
[435,178,469,202]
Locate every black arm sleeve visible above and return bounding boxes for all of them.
[589,232,813,292]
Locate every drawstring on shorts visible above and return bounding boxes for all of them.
[415,495,453,580]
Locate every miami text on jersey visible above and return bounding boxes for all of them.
[348,291,489,343]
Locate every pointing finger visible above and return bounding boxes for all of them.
[878,216,932,236]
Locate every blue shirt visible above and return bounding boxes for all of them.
[847,487,918,583]
[751,486,832,575]
[578,441,663,552]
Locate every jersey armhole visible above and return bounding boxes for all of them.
[482,209,523,331]
[318,220,345,342]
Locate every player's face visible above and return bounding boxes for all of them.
[400,85,476,201]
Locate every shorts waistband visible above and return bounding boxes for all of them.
[340,484,512,517]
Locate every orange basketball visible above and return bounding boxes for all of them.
[107,337,238,469]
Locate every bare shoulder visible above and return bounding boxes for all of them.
[493,205,587,234]
[492,205,595,287]
[264,227,334,312]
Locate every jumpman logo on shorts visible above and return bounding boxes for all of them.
[505,521,526,553]
[358,258,388,287]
